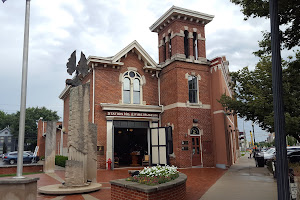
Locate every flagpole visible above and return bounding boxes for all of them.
[15,0,31,178]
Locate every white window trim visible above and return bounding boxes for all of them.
[121,71,143,105]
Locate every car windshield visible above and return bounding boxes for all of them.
[265,148,275,154]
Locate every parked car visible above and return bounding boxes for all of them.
[287,146,300,152]
[263,148,276,160]
[287,150,300,163]
[3,151,37,165]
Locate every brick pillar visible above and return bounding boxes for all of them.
[172,35,185,56]
[198,39,206,58]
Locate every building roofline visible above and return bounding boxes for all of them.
[150,6,214,32]
[87,40,160,71]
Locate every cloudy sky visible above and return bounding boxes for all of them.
[1,0,289,142]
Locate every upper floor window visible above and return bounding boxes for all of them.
[123,71,142,104]
[184,30,189,58]
[168,33,172,58]
[193,32,198,60]
[188,75,198,103]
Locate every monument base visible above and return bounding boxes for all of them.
[0,177,39,200]
[38,183,101,195]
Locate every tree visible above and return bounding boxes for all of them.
[219,52,300,142]
[0,107,60,151]
[230,0,300,56]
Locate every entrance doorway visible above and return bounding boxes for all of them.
[191,136,201,166]
[114,128,148,167]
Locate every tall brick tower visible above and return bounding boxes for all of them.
[150,6,216,167]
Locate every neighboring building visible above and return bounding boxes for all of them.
[0,126,16,154]
[59,6,238,169]
[36,118,68,157]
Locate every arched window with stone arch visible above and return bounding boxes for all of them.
[122,71,142,104]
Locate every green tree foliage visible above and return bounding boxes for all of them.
[219,52,300,142]
[230,0,300,56]
[0,107,60,151]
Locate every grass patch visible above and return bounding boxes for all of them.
[0,171,43,177]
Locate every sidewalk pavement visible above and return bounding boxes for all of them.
[200,153,277,200]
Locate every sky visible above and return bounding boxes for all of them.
[0,0,292,142]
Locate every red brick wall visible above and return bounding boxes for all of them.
[0,165,43,175]
[160,60,214,167]
[92,51,159,168]
[111,182,186,200]
[37,119,45,157]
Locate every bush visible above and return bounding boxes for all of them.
[55,155,68,167]
[126,165,179,186]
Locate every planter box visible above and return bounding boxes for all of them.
[110,172,187,200]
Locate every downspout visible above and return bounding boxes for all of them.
[92,63,95,123]
[157,70,163,127]
[60,122,63,155]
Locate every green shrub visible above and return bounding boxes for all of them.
[55,155,68,167]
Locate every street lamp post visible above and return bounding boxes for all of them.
[252,123,256,146]
[270,0,290,199]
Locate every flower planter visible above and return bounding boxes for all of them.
[110,172,187,200]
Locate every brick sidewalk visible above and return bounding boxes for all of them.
[22,167,226,200]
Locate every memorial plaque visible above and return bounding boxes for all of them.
[98,146,104,155]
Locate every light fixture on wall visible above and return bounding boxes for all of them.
[129,129,133,132]
[118,130,122,134]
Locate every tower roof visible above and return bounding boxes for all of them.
[150,6,214,32]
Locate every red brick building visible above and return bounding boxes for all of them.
[37,119,67,157]
[59,6,239,169]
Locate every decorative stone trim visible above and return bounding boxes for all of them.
[100,103,163,113]
[164,102,211,111]
[160,54,210,68]
[110,173,187,200]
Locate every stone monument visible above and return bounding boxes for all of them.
[44,121,56,173]
[64,83,98,186]
[38,51,100,195]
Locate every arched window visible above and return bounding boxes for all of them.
[168,33,172,58]
[188,75,198,103]
[123,71,142,104]
[193,32,198,60]
[123,78,131,104]
[133,79,140,104]
[184,30,189,58]
[163,37,167,62]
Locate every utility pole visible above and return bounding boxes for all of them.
[269,0,290,199]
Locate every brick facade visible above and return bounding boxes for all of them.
[59,6,239,169]
[37,120,67,157]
